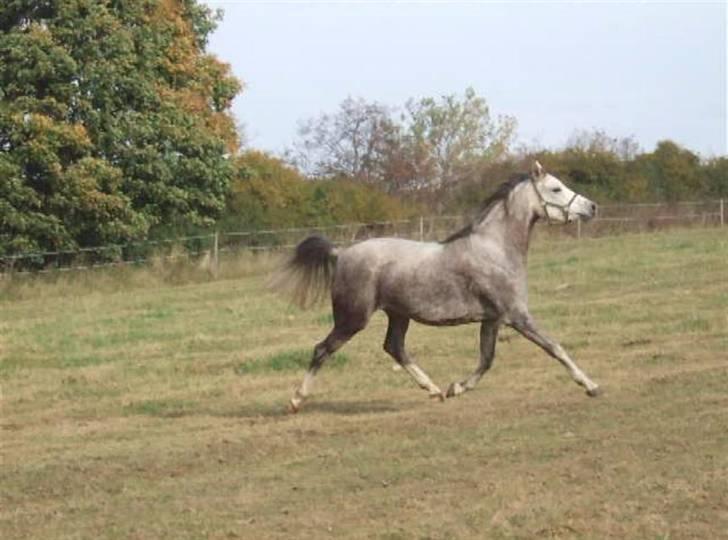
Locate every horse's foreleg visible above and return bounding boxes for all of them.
[447,320,499,398]
[510,314,600,397]
[384,314,445,401]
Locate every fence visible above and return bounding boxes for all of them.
[1,199,724,276]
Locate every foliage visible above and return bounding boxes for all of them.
[0,0,241,258]
[701,156,728,198]
[637,140,703,201]
[222,151,413,231]
[289,95,723,214]
[290,97,398,184]
[447,130,727,214]
[1,0,724,267]
[403,87,516,190]
[290,88,517,198]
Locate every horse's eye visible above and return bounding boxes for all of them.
[552,187,562,193]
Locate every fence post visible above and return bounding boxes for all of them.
[212,231,219,277]
[721,199,725,227]
[419,216,424,241]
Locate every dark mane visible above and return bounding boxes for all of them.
[441,173,530,244]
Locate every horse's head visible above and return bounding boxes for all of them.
[529,161,596,224]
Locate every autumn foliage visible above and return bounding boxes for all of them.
[1,2,725,264]
[0,0,240,256]
[223,151,413,232]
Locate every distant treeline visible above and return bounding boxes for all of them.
[1,1,725,261]
[231,137,728,232]
[450,138,728,216]
[222,151,411,232]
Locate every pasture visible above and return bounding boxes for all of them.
[1,227,727,539]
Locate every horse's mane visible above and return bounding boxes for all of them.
[441,173,530,244]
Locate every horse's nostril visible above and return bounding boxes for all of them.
[590,203,596,212]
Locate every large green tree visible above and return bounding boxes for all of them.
[0,0,241,258]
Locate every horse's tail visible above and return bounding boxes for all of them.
[270,235,338,309]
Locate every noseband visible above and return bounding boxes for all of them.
[531,178,578,224]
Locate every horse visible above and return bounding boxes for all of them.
[273,161,601,412]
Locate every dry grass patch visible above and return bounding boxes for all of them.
[1,227,727,539]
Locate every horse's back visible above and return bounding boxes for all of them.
[333,237,482,323]
[332,237,441,296]
[337,237,444,280]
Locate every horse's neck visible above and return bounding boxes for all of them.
[477,199,536,264]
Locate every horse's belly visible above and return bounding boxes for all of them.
[380,281,490,326]
[410,298,488,326]
[410,312,483,326]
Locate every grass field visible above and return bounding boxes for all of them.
[1,227,727,539]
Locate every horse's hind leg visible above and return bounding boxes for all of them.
[289,327,355,412]
[383,313,445,401]
[510,313,600,397]
[447,320,499,398]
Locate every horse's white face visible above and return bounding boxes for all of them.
[531,162,596,224]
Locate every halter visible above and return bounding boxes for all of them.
[531,177,578,225]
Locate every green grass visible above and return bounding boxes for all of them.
[1,227,727,539]
[234,349,350,374]
[123,399,199,418]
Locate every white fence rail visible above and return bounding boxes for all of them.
[1,199,724,276]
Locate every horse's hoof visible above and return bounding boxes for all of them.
[446,382,465,398]
[288,400,300,414]
[429,391,446,402]
[586,386,602,398]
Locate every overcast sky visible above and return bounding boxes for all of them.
[203,1,726,157]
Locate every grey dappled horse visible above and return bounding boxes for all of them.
[276,162,600,412]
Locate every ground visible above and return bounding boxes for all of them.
[1,227,727,539]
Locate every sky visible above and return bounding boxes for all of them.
[203,1,727,157]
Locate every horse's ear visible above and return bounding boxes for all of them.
[531,160,544,179]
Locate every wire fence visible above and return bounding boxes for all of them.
[1,199,724,276]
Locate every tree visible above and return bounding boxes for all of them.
[289,89,516,197]
[637,140,702,202]
[226,151,312,230]
[0,0,241,259]
[507,130,648,203]
[701,157,728,198]
[290,97,398,184]
[224,151,413,232]
[566,129,641,161]
[403,87,516,190]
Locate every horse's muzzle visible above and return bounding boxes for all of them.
[576,198,597,221]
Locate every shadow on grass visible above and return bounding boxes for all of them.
[122,395,413,420]
[222,398,413,419]
[306,399,411,415]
